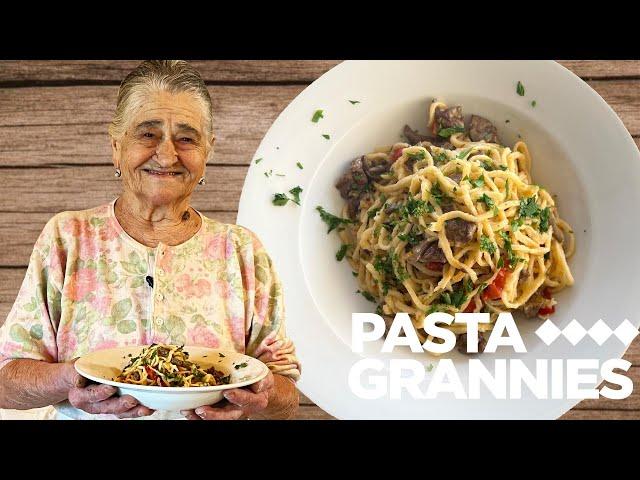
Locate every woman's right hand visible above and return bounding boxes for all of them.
[63,362,154,418]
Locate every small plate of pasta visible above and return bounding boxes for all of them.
[75,344,270,411]
[238,60,640,419]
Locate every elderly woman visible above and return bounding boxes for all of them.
[0,60,300,420]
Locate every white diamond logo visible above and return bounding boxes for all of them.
[613,320,639,345]
[562,319,587,346]
[536,320,561,346]
[587,319,613,346]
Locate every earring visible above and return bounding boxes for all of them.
[114,168,121,178]
[198,176,206,185]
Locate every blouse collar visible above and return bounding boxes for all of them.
[108,197,205,252]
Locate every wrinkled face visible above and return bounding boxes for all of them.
[111,90,213,208]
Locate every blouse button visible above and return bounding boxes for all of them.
[154,317,163,326]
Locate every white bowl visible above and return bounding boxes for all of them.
[75,346,269,411]
[238,60,640,419]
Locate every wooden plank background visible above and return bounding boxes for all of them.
[1,60,638,420]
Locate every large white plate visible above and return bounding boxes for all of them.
[237,60,640,419]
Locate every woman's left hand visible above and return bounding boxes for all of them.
[181,370,274,420]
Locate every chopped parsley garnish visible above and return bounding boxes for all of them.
[272,193,289,206]
[349,100,361,105]
[480,235,497,255]
[516,81,525,96]
[289,186,303,205]
[467,175,485,188]
[367,206,380,220]
[316,206,354,233]
[219,353,225,357]
[457,148,472,159]
[322,134,330,140]
[432,152,449,165]
[407,150,427,161]
[531,100,537,107]
[382,221,397,232]
[400,197,431,219]
[505,179,510,198]
[311,109,324,123]
[398,227,423,246]
[437,126,465,138]
[500,231,524,267]
[374,253,408,283]
[497,257,504,268]
[519,196,540,218]
[264,169,273,178]
[510,217,524,231]
[479,193,495,209]
[539,207,551,232]
[357,290,376,303]
[426,305,440,315]
[255,158,263,164]
[296,162,304,169]
[234,362,248,369]
[439,281,469,309]
[336,244,349,261]
[273,187,303,206]
[374,254,394,277]
[430,182,448,205]
[481,161,494,171]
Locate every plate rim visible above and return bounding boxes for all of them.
[74,345,270,393]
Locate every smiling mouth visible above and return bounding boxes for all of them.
[143,169,183,177]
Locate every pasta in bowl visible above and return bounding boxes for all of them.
[319,101,575,352]
[75,344,270,411]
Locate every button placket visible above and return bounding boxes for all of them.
[151,243,167,336]
[147,246,159,342]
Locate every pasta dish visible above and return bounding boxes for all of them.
[116,344,230,387]
[320,101,575,352]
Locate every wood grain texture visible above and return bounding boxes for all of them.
[0,61,637,84]
[557,60,640,79]
[0,61,341,84]
[560,409,640,420]
[293,405,336,420]
[0,85,305,167]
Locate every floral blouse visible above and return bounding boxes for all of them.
[0,199,300,418]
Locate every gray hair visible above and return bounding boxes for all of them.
[109,60,214,146]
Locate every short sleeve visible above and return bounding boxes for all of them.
[0,218,64,370]
[239,228,301,382]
